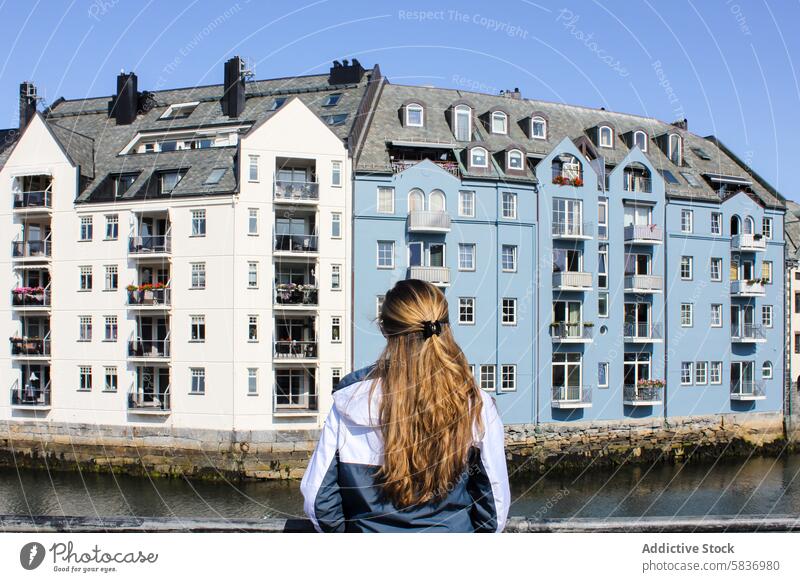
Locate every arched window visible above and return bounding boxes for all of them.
[531,116,547,139]
[429,190,445,212]
[408,188,424,212]
[744,216,754,234]
[730,215,741,236]
[454,105,472,141]
[633,130,648,152]
[669,133,683,165]
[470,147,488,168]
[507,149,524,171]
[599,125,614,148]
[762,361,773,380]
[405,103,424,127]
[491,111,508,134]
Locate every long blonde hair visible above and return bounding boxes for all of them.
[367,279,483,507]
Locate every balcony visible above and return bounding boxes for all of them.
[10,381,51,409]
[408,266,450,286]
[274,340,318,360]
[128,338,170,360]
[274,284,318,308]
[128,234,171,256]
[13,189,52,212]
[624,224,663,244]
[624,274,663,294]
[730,279,765,297]
[550,322,593,343]
[12,240,51,261]
[392,159,460,177]
[551,385,592,409]
[11,287,51,310]
[552,221,593,240]
[731,234,766,252]
[128,387,171,415]
[10,336,50,358]
[552,271,592,291]
[623,383,664,406]
[731,323,766,343]
[730,381,766,401]
[274,180,319,204]
[623,176,652,193]
[407,210,451,233]
[623,322,664,343]
[273,372,318,415]
[127,285,171,309]
[273,233,319,254]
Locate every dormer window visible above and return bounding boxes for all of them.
[454,105,472,141]
[507,149,524,171]
[405,103,424,127]
[668,133,683,165]
[491,111,508,134]
[598,125,614,148]
[160,101,199,120]
[633,130,648,152]
[531,116,547,140]
[159,170,185,195]
[113,173,138,197]
[470,147,488,168]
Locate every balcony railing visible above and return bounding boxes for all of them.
[624,274,663,293]
[13,189,52,210]
[12,240,51,259]
[407,210,451,232]
[127,286,171,307]
[623,176,652,193]
[731,323,766,342]
[11,381,51,407]
[730,279,765,296]
[274,233,319,253]
[730,234,766,252]
[392,159,460,177]
[11,286,51,308]
[552,221,593,239]
[730,380,766,401]
[550,322,593,342]
[408,266,450,286]
[128,386,171,413]
[274,340,318,359]
[128,234,171,255]
[274,180,319,202]
[10,336,51,357]
[128,338,170,359]
[623,322,664,341]
[551,167,584,186]
[274,385,318,413]
[274,285,318,306]
[551,385,592,408]
[624,224,663,243]
[623,383,664,406]
[552,271,592,290]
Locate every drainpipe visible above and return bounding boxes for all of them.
[534,182,540,426]
[662,199,669,423]
[495,183,500,404]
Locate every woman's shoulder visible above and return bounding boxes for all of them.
[333,364,377,393]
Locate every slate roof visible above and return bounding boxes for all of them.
[784,200,800,260]
[42,68,378,204]
[357,83,785,209]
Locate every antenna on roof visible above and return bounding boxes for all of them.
[240,57,255,80]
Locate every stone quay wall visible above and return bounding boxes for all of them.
[0,412,791,481]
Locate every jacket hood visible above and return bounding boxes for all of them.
[333,377,382,427]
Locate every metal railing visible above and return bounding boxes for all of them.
[408,266,450,285]
[624,274,663,292]
[11,286,51,308]
[10,380,51,407]
[731,323,766,341]
[274,180,319,202]
[730,380,766,400]
[552,221,593,238]
[730,279,765,296]
[12,239,51,259]
[273,285,318,306]
[273,233,319,253]
[128,233,172,254]
[273,387,319,413]
[623,322,664,340]
[730,234,766,252]
[552,271,592,289]
[550,322,593,341]
[13,189,52,209]
[551,385,591,407]
[273,341,318,359]
[407,210,451,232]
[551,167,584,185]
[128,386,171,412]
[127,286,171,307]
[623,384,664,405]
[128,337,170,358]
[10,335,50,356]
[623,175,652,193]
[624,224,663,243]
[391,159,460,177]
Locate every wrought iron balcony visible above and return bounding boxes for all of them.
[274,180,319,203]
[730,380,766,401]
[407,210,451,233]
[551,385,592,408]
[624,224,663,244]
[273,340,318,359]
[624,274,663,293]
[552,271,592,290]
[128,338,170,359]
[623,322,664,342]
[273,285,318,307]
[623,383,664,406]
[408,266,450,286]
[273,233,319,253]
[549,322,593,342]
[126,286,171,308]
[10,381,51,408]
[10,336,50,357]
[128,234,171,255]
[730,234,766,252]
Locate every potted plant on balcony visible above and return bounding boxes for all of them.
[572,176,583,187]
[276,282,298,303]
[552,175,568,186]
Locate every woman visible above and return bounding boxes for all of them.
[301,279,510,532]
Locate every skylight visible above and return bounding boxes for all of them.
[323,93,342,107]
[323,113,348,126]
[691,147,712,160]
[204,168,227,185]
[680,172,701,187]
[159,101,199,120]
[271,97,287,110]
[658,169,680,185]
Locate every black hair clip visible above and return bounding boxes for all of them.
[421,320,442,339]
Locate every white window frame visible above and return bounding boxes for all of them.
[479,364,496,391]
[160,101,199,120]
[377,241,395,269]
[247,368,258,395]
[105,214,119,240]
[191,209,207,237]
[458,243,476,271]
[247,261,259,289]
[680,256,693,280]
[331,316,342,343]
[459,297,475,325]
[331,212,342,239]
[598,292,609,318]
[531,116,546,140]
[711,212,722,235]
[762,361,773,380]
[80,216,93,241]
[711,304,722,328]
[681,362,693,385]
[762,305,773,328]
[763,261,773,284]
[501,298,517,326]
[454,105,472,141]
[79,315,92,342]
[763,217,773,239]
[104,315,118,342]
[633,130,648,152]
[502,192,517,219]
[458,190,475,217]
[500,364,516,392]
[598,362,609,388]
[104,264,118,290]
[79,265,92,291]
[507,149,524,171]
[598,125,613,148]
[248,314,259,342]
[681,209,693,233]
[491,111,508,135]
[710,257,722,281]
[248,208,259,236]
[79,366,92,391]
[331,161,342,187]
[470,147,488,168]
[681,303,693,327]
[669,133,683,165]
[501,245,517,272]
[104,366,118,392]
[405,103,424,127]
[190,368,206,394]
[248,155,259,182]
[191,262,206,289]
[331,264,341,290]
[190,315,206,343]
[710,361,722,385]
[695,361,708,385]
[377,186,395,214]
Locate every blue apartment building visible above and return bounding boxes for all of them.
[352,82,785,426]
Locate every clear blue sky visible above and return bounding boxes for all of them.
[0,0,797,200]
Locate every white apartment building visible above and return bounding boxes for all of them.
[1,58,380,431]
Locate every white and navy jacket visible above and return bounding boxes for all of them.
[300,365,510,532]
